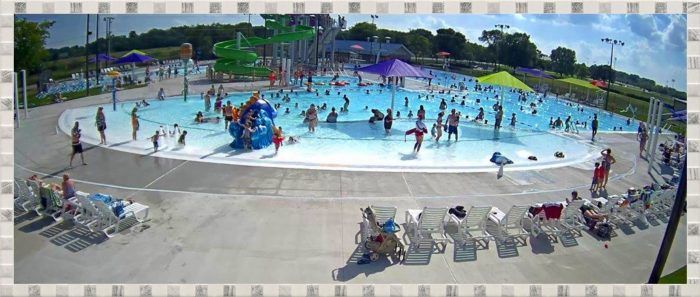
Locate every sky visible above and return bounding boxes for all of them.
[18,14,687,91]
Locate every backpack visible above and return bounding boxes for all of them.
[596,223,612,239]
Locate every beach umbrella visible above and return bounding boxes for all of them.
[357,58,432,110]
[590,80,608,88]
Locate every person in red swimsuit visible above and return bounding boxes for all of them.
[273,126,284,153]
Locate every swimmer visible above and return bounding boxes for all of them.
[408,110,414,119]
[285,108,290,114]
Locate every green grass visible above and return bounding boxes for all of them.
[658,266,686,284]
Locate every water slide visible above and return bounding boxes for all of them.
[213,17,315,76]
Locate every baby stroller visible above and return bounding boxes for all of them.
[359,207,406,264]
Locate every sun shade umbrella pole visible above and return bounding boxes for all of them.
[648,160,686,283]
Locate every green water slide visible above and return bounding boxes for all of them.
[213,16,315,76]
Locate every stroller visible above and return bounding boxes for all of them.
[359,207,406,264]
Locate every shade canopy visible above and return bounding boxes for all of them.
[350,44,364,50]
[477,71,534,92]
[558,77,601,90]
[113,52,154,64]
[89,53,116,62]
[590,79,607,88]
[121,49,149,57]
[436,51,451,56]
[356,58,431,78]
[515,67,553,79]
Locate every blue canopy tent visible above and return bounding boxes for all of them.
[113,52,154,82]
[357,59,431,111]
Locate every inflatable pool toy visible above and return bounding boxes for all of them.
[228,92,278,150]
[314,82,325,86]
[331,81,347,87]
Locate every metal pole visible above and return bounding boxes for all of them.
[85,15,91,96]
[112,79,117,111]
[648,160,686,283]
[604,43,614,111]
[14,72,20,127]
[646,98,658,159]
[649,99,664,161]
[95,13,100,85]
[315,19,319,70]
[21,70,27,118]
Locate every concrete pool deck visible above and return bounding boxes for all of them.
[13,74,687,284]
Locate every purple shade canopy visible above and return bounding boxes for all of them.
[515,67,553,79]
[89,53,116,62]
[357,59,431,78]
[113,52,154,64]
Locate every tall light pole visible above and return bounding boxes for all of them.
[103,17,114,60]
[601,38,624,111]
[85,15,92,96]
[494,24,509,71]
[370,15,378,25]
[95,13,100,84]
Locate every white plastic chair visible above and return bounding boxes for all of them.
[448,206,492,247]
[405,207,448,248]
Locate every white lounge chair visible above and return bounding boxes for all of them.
[93,200,150,237]
[530,203,566,239]
[73,193,102,231]
[14,178,41,213]
[405,207,448,248]
[490,205,533,244]
[447,206,491,247]
[360,205,397,241]
[560,200,586,235]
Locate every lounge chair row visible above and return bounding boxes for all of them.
[362,187,677,249]
[14,178,150,238]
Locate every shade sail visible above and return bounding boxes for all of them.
[515,67,553,79]
[121,49,148,57]
[89,53,116,62]
[477,71,534,92]
[558,77,600,90]
[113,52,154,64]
[357,58,431,78]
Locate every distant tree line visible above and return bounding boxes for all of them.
[18,18,685,99]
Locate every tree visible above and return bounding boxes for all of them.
[404,34,431,60]
[434,28,468,59]
[574,63,589,79]
[500,33,538,68]
[14,18,54,73]
[345,22,378,41]
[550,47,577,76]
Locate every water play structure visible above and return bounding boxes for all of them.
[228,92,278,149]
[212,15,316,77]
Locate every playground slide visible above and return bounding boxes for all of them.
[213,17,315,76]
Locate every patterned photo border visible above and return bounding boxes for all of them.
[0,0,698,296]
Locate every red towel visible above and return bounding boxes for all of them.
[543,204,563,220]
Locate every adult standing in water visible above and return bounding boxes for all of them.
[494,106,504,130]
[591,113,599,141]
[447,109,460,142]
[95,107,107,145]
[413,114,428,154]
[600,148,616,189]
[131,107,139,141]
[223,101,234,130]
[306,104,318,133]
[384,108,393,135]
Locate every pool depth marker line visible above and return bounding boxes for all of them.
[124,160,190,200]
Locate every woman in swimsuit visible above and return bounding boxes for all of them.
[306,104,318,133]
[131,108,139,141]
[95,107,107,145]
[600,148,617,189]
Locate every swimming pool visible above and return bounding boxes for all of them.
[58,72,633,172]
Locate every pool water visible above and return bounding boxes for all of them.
[58,71,632,172]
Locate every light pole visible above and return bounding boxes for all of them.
[85,15,92,96]
[494,24,509,71]
[103,17,114,60]
[370,15,378,25]
[601,38,624,111]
